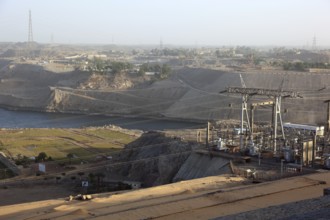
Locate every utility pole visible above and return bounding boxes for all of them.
[206,121,212,157]
[206,121,210,148]
[273,96,285,153]
[312,132,317,167]
[240,94,250,150]
[324,100,330,132]
[239,74,250,151]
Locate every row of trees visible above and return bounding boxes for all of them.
[138,63,171,79]
[14,152,53,168]
[15,152,75,166]
[150,48,198,57]
[90,58,172,80]
[90,58,133,74]
[282,61,330,71]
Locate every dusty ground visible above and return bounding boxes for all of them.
[0,172,329,219]
[0,184,72,206]
[217,195,330,220]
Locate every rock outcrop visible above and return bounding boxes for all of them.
[113,131,200,186]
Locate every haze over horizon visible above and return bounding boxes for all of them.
[0,0,329,47]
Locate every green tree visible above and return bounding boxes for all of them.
[215,50,221,58]
[71,176,76,182]
[160,64,171,79]
[36,152,47,162]
[138,63,149,76]
[294,62,305,71]
[93,57,105,72]
[67,153,74,164]
[283,62,292,70]
[132,49,138,55]
[153,64,161,73]
[109,61,133,74]
[78,172,85,180]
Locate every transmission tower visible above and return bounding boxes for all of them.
[312,35,317,51]
[324,100,330,132]
[28,10,33,43]
[51,33,54,44]
[160,37,163,50]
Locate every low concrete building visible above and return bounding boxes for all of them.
[122,181,142,189]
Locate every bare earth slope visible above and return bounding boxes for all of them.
[0,172,329,220]
[0,62,90,110]
[1,61,330,124]
[112,131,199,186]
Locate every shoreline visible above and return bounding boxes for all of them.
[0,105,205,129]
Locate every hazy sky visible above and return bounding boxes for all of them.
[0,0,329,46]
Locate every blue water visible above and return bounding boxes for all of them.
[0,108,202,130]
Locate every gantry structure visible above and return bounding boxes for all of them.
[221,75,301,153]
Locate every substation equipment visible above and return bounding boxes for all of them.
[217,75,329,169]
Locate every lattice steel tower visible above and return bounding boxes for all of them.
[160,37,163,50]
[312,35,317,51]
[28,10,33,43]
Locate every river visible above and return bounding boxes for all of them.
[0,108,202,130]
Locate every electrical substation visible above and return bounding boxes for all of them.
[200,75,330,181]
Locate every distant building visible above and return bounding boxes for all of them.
[283,123,324,136]
[233,54,244,58]
[145,71,159,76]
[308,68,330,73]
[87,54,107,59]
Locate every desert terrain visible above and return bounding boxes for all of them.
[1,44,330,219]
[1,0,330,218]
[0,173,329,219]
[1,57,330,125]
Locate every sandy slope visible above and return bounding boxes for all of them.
[1,172,329,220]
[1,62,330,124]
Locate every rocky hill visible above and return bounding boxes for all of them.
[113,131,200,186]
[1,59,330,125]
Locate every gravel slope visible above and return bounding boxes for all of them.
[1,61,330,124]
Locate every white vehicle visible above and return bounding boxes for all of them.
[214,138,228,151]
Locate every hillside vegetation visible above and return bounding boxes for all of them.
[0,127,138,164]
